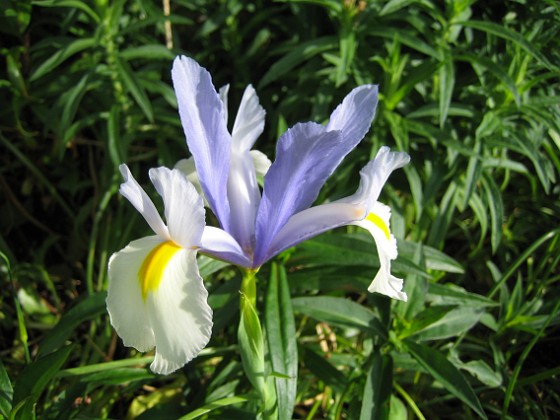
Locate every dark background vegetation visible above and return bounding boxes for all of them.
[1,0,559,418]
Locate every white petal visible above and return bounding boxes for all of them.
[219,84,230,124]
[174,158,209,207]
[232,85,265,151]
[353,202,407,301]
[338,147,410,208]
[107,236,213,375]
[118,165,169,240]
[149,167,205,249]
[106,236,162,353]
[250,149,272,179]
[147,248,213,374]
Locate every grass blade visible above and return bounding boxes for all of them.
[404,341,487,419]
[265,263,297,420]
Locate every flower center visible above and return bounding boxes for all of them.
[366,212,391,240]
[138,241,181,301]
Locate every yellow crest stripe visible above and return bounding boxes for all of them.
[366,212,391,240]
[138,241,181,301]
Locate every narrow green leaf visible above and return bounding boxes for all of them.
[399,241,464,274]
[395,241,427,321]
[303,348,347,393]
[39,292,106,356]
[30,37,96,81]
[12,345,74,417]
[179,395,251,420]
[119,45,175,61]
[107,105,123,167]
[439,56,455,128]
[360,352,392,420]
[380,0,416,16]
[455,53,520,106]
[57,72,90,156]
[336,24,355,86]
[292,296,386,337]
[370,28,443,60]
[461,138,482,210]
[265,264,297,420]
[410,307,485,341]
[0,359,13,417]
[481,173,503,253]
[456,20,556,70]
[77,368,155,385]
[461,360,502,388]
[57,356,155,377]
[427,283,497,308]
[31,0,100,23]
[116,58,154,122]
[404,341,487,419]
[427,181,458,248]
[6,51,27,97]
[259,36,337,88]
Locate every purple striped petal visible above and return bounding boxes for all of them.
[201,226,251,267]
[261,202,366,263]
[326,85,378,151]
[172,56,231,231]
[254,122,342,264]
[253,86,378,266]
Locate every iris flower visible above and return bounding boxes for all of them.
[106,166,213,374]
[107,56,409,374]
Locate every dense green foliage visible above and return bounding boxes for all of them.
[1,0,559,418]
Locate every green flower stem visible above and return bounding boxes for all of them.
[240,269,258,308]
[238,270,276,419]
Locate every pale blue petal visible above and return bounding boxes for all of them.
[227,150,260,251]
[201,226,251,267]
[259,202,366,264]
[254,122,343,263]
[172,56,231,231]
[326,85,379,151]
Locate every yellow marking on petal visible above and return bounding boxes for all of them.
[366,212,391,240]
[138,241,181,301]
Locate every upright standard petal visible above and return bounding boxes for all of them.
[224,84,266,251]
[325,85,379,153]
[254,122,342,265]
[254,87,378,266]
[118,164,169,240]
[174,157,207,206]
[172,56,231,231]
[149,167,205,249]
[231,84,266,151]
